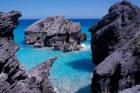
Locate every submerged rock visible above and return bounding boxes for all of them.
[90,1,140,93]
[0,11,57,93]
[25,16,86,52]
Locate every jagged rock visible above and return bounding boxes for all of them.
[11,57,57,93]
[28,57,57,82]
[90,1,140,93]
[0,11,57,93]
[25,16,86,52]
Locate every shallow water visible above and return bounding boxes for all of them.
[14,19,99,93]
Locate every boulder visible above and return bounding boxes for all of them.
[25,16,86,52]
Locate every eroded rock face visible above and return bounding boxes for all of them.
[90,1,140,93]
[25,16,86,52]
[0,11,57,93]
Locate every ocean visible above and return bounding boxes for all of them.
[14,19,99,93]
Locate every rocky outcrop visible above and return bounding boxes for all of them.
[90,0,140,65]
[90,1,140,93]
[0,11,57,93]
[25,16,86,52]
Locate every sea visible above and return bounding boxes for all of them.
[14,19,100,93]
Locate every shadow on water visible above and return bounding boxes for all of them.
[67,59,94,72]
[76,85,92,93]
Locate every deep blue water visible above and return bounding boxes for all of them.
[14,19,99,93]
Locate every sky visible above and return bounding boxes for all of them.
[0,0,140,19]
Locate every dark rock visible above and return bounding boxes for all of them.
[90,1,140,93]
[92,38,140,93]
[0,11,57,93]
[25,16,86,52]
[34,38,44,47]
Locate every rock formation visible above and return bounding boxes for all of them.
[25,16,86,52]
[0,11,57,93]
[90,1,140,93]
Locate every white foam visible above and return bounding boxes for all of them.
[80,43,91,52]
[34,47,50,51]
[54,87,59,93]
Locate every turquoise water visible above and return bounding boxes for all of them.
[14,19,99,93]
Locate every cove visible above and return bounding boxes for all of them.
[14,19,99,93]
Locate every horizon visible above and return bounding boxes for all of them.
[19,18,101,20]
[1,0,140,19]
